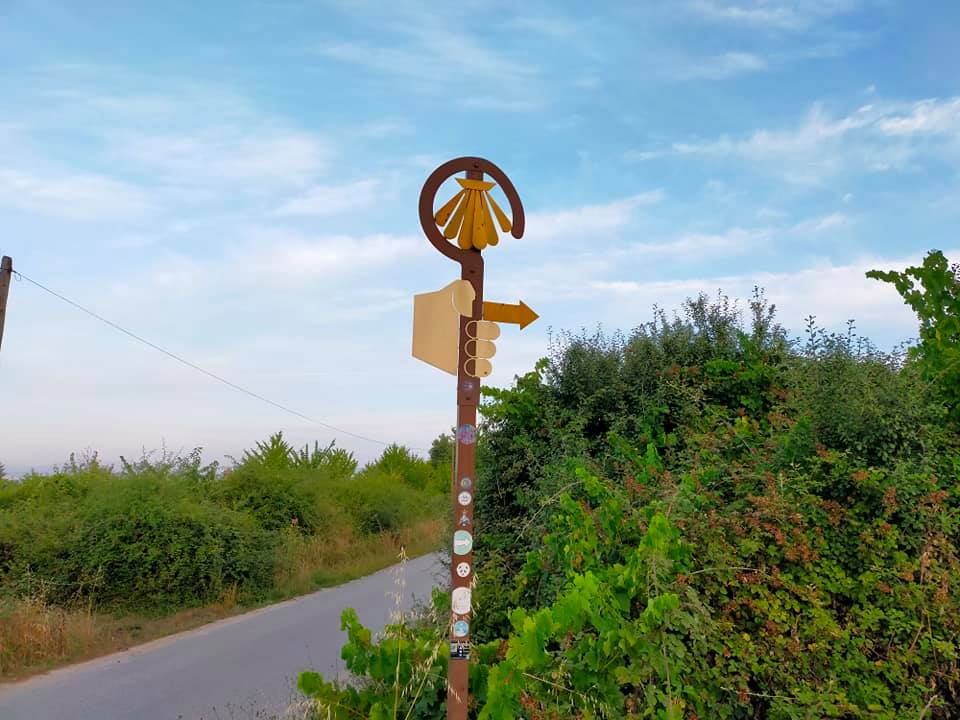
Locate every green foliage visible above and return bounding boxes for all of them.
[332,471,444,535]
[304,280,960,719]
[0,436,446,611]
[868,249,960,420]
[361,444,444,493]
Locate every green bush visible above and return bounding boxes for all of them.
[0,437,444,611]
[361,443,447,494]
[332,471,443,535]
[303,263,960,719]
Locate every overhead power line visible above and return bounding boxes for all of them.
[11,268,425,451]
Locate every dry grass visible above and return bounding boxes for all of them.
[0,516,444,682]
[274,517,446,596]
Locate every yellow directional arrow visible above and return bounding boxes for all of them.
[482,300,539,329]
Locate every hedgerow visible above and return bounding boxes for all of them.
[0,435,446,610]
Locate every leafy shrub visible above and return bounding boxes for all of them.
[303,268,960,719]
[0,437,444,612]
[361,443,447,494]
[332,471,443,535]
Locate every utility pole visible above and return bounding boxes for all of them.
[412,158,537,719]
[0,256,12,352]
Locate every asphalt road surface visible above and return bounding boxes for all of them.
[0,553,444,720]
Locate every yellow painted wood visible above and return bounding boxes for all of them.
[458,190,477,250]
[435,179,513,251]
[482,300,539,329]
[479,193,499,247]
[412,280,475,375]
[472,190,488,250]
[467,339,497,358]
[435,190,464,226]
[444,192,468,240]
[466,320,500,341]
[465,358,492,378]
[486,192,512,233]
[456,178,496,191]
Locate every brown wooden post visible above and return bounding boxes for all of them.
[418,158,526,720]
[0,256,12,353]
[447,173,484,717]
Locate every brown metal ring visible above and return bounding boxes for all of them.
[418,156,525,265]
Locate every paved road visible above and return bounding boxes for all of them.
[0,553,444,720]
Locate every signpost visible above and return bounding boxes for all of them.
[412,158,537,718]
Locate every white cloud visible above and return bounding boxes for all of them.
[117,130,329,188]
[359,120,413,138]
[628,227,769,258]
[275,180,380,217]
[627,96,960,183]
[524,191,663,243]
[254,232,424,283]
[588,249,948,341]
[679,52,769,79]
[686,0,863,31]
[318,28,537,87]
[509,16,579,37]
[878,98,960,136]
[0,167,150,221]
[315,25,543,109]
[791,212,850,233]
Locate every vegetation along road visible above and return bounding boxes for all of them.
[0,553,443,720]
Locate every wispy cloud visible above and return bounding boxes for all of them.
[509,16,579,38]
[588,249,943,339]
[628,226,770,259]
[686,0,864,31]
[253,232,425,283]
[878,98,960,136]
[792,212,851,233]
[625,96,960,183]
[116,130,329,188]
[275,180,380,217]
[677,51,769,79]
[359,119,414,138]
[0,167,150,221]
[314,23,543,110]
[524,191,664,243]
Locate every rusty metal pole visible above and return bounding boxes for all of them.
[0,256,12,352]
[418,158,525,720]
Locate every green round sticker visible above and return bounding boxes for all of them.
[453,530,473,555]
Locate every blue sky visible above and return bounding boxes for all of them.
[1,0,959,474]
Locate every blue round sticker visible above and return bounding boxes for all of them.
[453,620,469,638]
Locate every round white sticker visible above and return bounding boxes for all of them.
[452,587,472,615]
[456,562,471,578]
[457,491,472,506]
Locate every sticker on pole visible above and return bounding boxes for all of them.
[457,424,476,445]
[453,530,473,555]
[453,620,469,638]
[450,641,470,659]
[456,562,471,578]
[452,587,472,615]
[460,476,472,489]
[457,491,472,506]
